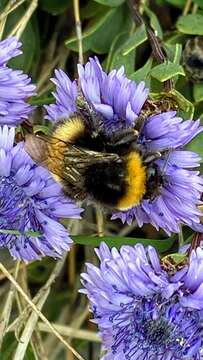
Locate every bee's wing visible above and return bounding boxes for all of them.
[61,142,121,182]
[24,134,48,164]
[25,134,120,185]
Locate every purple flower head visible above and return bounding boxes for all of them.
[45,57,149,129]
[45,58,203,235]
[0,36,36,126]
[112,112,203,235]
[0,37,22,65]
[0,126,82,261]
[172,247,203,311]
[81,242,203,360]
[77,58,149,129]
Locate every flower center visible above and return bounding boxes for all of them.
[0,176,28,229]
[0,175,39,250]
[110,299,203,359]
[142,318,171,347]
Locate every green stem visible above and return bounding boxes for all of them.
[178,225,184,248]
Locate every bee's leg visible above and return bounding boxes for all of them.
[143,151,162,164]
[134,114,147,133]
[108,128,139,147]
[143,148,174,165]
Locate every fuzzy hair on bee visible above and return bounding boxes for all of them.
[25,110,163,211]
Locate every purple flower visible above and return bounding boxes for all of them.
[0,125,82,261]
[0,36,35,126]
[81,242,203,360]
[112,116,203,235]
[45,58,203,235]
[0,36,22,65]
[77,59,149,129]
[45,57,149,129]
[112,112,203,234]
[173,247,203,310]
[45,69,77,122]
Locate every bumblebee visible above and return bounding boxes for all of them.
[25,100,163,211]
[182,36,203,82]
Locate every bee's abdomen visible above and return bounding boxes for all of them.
[84,160,127,208]
[84,151,146,210]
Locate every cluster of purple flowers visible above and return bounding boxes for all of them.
[0,37,82,261]
[81,242,203,359]
[0,126,82,261]
[0,37,35,126]
[45,57,203,235]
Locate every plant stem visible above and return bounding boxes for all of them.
[183,0,192,15]
[8,0,38,39]
[127,0,172,92]
[178,225,184,248]
[0,261,20,350]
[73,0,83,65]
[0,263,85,360]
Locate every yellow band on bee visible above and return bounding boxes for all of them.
[117,151,146,211]
[52,116,85,143]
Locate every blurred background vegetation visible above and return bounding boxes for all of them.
[1,0,203,359]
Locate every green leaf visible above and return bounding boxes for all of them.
[66,6,124,54]
[163,44,183,85]
[129,57,153,87]
[162,253,187,265]
[177,14,203,35]
[33,125,50,134]
[165,0,185,7]
[0,0,7,11]
[81,1,104,19]
[72,235,176,253]
[165,31,187,45]
[39,0,70,14]
[105,32,128,71]
[110,41,135,75]
[186,131,203,162]
[193,83,203,103]
[164,43,182,64]
[104,27,133,74]
[1,334,17,360]
[90,6,124,54]
[171,89,194,119]
[3,5,39,73]
[25,345,36,360]
[121,24,147,56]
[193,0,203,9]
[93,0,125,6]
[106,21,136,76]
[28,95,55,105]
[145,7,163,39]
[150,62,185,82]
[173,44,182,64]
[150,89,194,119]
